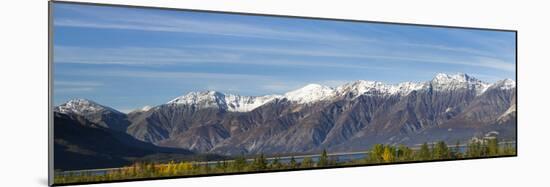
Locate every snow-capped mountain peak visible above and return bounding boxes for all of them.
[491,79,516,90]
[167,91,280,112]
[55,98,121,115]
[335,80,426,98]
[433,73,472,83]
[337,80,385,97]
[224,94,282,112]
[395,81,427,95]
[431,73,490,95]
[284,84,336,104]
[167,91,225,106]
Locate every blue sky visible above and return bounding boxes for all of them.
[53,3,516,112]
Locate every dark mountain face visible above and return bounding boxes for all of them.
[53,112,193,170]
[54,99,130,132]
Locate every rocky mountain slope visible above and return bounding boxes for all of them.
[56,73,517,157]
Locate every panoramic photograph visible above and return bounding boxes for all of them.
[51,2,516,185]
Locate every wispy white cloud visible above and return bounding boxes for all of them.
[443,30,515,57]
[470,57,515,72]
[55,87,96,93]
[54,81,103,93]
[60,69,273,81]
[395,42,505,59]
[54,46,241,65]
[53,45,389,70]
[54,81,103,86]
[192,44,515,72]
[52,4,515,111]
[56,14,510,63]
[54,5,514,72]
[55,42,513,72]
[54,6,372,43]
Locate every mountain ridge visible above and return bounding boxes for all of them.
[55,73,516,156]
[126,73,514,113]
[57,73,514,114]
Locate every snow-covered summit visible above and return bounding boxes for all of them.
[55,98,122,115]
[395,81,427,95]
[335,80,426,98]
[284,84,336,104]
[224,94,282,112]
[167,91,281,112]
[168,91,225,107]
[337,80,385,97]
[490,79,516,90]
[431,73,490,95]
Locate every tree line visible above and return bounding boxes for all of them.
[54,138,515,184]
[363,138,515,164]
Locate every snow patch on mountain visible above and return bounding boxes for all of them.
[140,105,153,112]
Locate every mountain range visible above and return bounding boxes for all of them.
[54,73,516,168]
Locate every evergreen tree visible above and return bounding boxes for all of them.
[252,154,268,171]
[397,144,413,161]
[318,149,329,167]
[466,140,484,158]
[270,157,283,169]
[289,156,297,168]
[232,156,247,171]
[433,141,449,159]
[418,142,431,160]
[302,157,313,168]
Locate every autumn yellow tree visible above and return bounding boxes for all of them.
[382,146,394,162]
[175,161,195,175]
[159,161,178,176]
